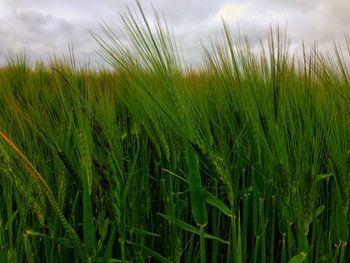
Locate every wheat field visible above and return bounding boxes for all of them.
[0,3,349,263]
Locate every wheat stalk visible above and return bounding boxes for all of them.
[0,130,87,262]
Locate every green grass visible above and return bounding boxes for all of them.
[0,2,350,262]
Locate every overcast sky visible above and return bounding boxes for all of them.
[0,0,349,67]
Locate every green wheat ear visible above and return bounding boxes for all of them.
[0,144,10,172]
[1,144,46,224]
[0,130,87,263]
[0,144,11,188]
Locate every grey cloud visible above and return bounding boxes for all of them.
[0,0,350,68]
[267,0,321,13]
[0,8,100,66]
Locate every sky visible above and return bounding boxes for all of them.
[0,0,349,68]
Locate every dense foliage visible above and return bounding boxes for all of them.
[0,3,350,262]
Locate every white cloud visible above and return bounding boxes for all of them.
[0,0,349,67]
[215,3,247,22]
